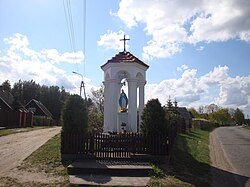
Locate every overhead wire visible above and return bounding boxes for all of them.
[83,0,86,78]
[63,0,87,100]
[82,0,87,100]
[63,0,78,72]
[62,0,73,52]
[67,0,76,53]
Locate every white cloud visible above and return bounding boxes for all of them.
[97,30,127,51]
[214,76,250,106]
[145,65,250,116]
[0,33,92,94]
[177,64,188,72]
[115,0,250,59]
[41,49,84,64]
[196,46,204,51]
[4,33,84,64]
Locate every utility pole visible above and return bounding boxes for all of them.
[72,71,87,101]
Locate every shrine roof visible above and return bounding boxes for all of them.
[101,51,149,69]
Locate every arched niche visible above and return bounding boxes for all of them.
[136,72,143,80]
[105,73,110,80]
[115,70,131,82]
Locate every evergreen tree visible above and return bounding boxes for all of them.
[61,95,88,134]
[234,108,245,125]
[1,80,11,92]
[141,99,168,136]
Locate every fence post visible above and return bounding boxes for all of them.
[90,134,94,155]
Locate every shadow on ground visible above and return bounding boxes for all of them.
[169,128,249,187]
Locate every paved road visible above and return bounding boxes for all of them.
[211,126,250,187]
[0,127,61,177]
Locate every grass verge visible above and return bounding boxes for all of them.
[243,125,250,130]
[149,127,214,187]
[149,163,193,187]
[18,134,69,186]
[0,126,52,137]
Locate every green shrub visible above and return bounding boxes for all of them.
[192,118,217,130]
[141,99,168,137]
[61,95,88,134]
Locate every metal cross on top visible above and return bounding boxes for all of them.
[120,34,130,52]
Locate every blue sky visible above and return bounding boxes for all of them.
[0,0,250,117]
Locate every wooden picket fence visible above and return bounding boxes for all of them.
[61,125,178,158]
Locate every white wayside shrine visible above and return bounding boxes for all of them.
[101,48,149,133]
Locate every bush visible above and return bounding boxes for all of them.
[61,95,88,134]
[33,117,52,126]
[192,118,218,130]
[140,99,168,137]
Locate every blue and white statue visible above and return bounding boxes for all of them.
[119,89,128,112]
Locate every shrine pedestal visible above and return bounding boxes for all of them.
[117,112,128,133]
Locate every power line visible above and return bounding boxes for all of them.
[63,0,78,71]
[82,0,86,77]
[63,0,87,99]
[63,0,73,52]
[67,0,76,53]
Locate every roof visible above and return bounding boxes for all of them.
[25,99,53,118]
[177,107,192,120]
[101,51,149,69]
[0,97,13,110]
[0,89,14,107]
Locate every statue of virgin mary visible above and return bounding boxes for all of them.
[119,89,128,112]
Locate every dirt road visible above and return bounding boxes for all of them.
[210,126,250,187]
[0,127,61,177]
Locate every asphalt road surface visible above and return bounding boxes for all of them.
[210,126,250,187]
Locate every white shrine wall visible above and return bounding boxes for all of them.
[102,62,147,133]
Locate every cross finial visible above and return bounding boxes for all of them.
[120,34,130,52]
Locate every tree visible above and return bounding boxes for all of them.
[12,96,23,110]
[1,80,11,92]
[61,95,88,134]
[141,99,168,136]
[209,108,231,126]
[10,80,70,120]
[188,108,200,118]
[206,104,220,113]
[22,80,40,104]
[234,108,245,125]
[90,86,104,114]
[88,111,103,134]
[198,105,204,114]
[11,80,23,103]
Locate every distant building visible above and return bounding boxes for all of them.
[0,86,33,128]
[177,107,193,129]
[0,86,14,110]
[25,99,52,126]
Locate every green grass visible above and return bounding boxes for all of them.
[170,128,214,187]
[0,126,52,137]
[7,126,214,186]
[20,134,67,175]
[18,134,69,185]
[243,125,250,130]
[149,127,214,187]
[149,163,193,187]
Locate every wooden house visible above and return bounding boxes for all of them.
[25,99,53,126]
[177,107,193,130]
[0,86,33,128]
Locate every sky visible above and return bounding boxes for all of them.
[0,0,250,117]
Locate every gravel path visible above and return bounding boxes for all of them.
[0,127,61,177]
[210,126,250,187]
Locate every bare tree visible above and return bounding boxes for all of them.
[90,85,104,114]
